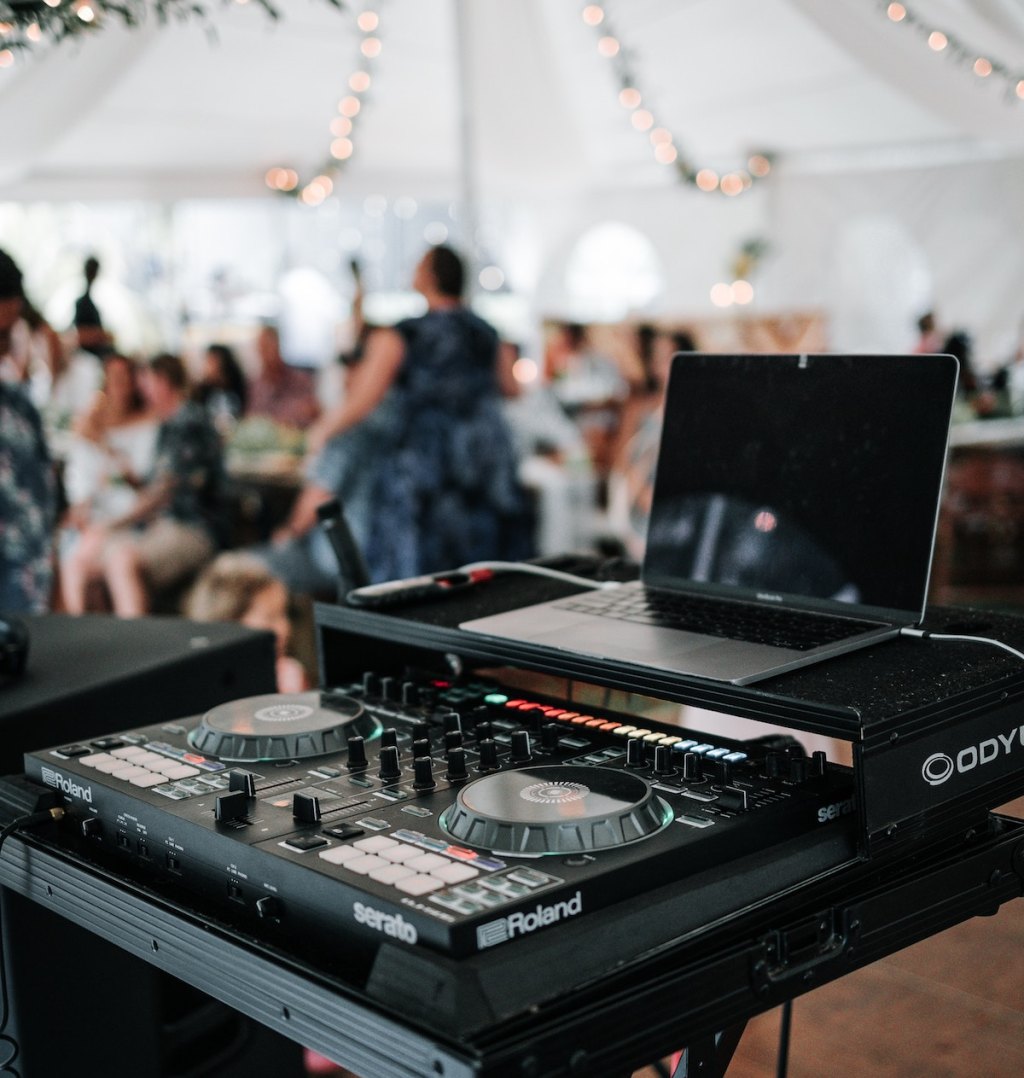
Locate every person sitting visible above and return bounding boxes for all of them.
[194,342,248,433]
[65,352,225,616]
[247,324,320,430]
[184,552,308,694]
[60,353,158,610]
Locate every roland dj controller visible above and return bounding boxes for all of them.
[21,674,856,959]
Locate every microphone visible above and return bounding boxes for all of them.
[316,498,371,595]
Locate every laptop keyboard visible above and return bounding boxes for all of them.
[553,588,881,652]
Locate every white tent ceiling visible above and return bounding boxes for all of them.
[2,0,1023,201]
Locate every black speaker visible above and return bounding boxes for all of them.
[0,614,277,777]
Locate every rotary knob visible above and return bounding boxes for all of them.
[653,745,675,777]
[478,739,500,773]
[446,747,469,783]
[378,745,401,782]
[346,735,368,771]
[682,752,703,783]
[626,739,647,769]
[413,757,436,791]
[511,730,533,763]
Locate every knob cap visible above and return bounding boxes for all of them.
[215,790,250,824]
[444,730,463,752]
[412,737,432,759]
[228,769,256,798]
[293,792,322,823]
[446,747,469,783]
[361,671,380,697]
[541,723,560,750]
[401,682,421,708]
[378,745,401,781]
[442,710,462,734]
[811,750,828,777]
[478,739,500,772]
[475,721,493,742]
[413,756,436,791]
[380,727,398,749]
[511,730,532,763]
[626,738,646,769]
[411,720,431,743]
[789,756,809,784]
[653,745,675,777]
[346,735,368,771]
[766,751,784,779]
[379,676,399,701]
[682,752,702,783]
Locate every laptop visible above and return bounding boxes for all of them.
[461,352,959,685]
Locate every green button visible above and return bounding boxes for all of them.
[484,693,509,705]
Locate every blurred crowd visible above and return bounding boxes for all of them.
[0,243,699,690]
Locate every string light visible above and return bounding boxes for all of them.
[1,2,342,58]
[582,3,772,196]
[268,4,384,202]
[877,0,1024,102]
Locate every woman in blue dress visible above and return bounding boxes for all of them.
[307,246,532,581]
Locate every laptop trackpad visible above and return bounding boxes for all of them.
[530,621,721,664]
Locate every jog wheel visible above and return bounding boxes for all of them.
[189,692,377,762]
[441,765,672,855]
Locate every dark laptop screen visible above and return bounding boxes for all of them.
[643,353,958,619]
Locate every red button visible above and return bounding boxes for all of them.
[445,846,478,860]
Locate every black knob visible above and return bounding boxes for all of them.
[346,735,368,771]
[413,756,436,791]
[293,792,322,823]
[469,705,490,729]
[766,751,784,779]
[475,721,493,742]
[789,756,809,784]
[228,769,256,798]
[653,745,675,777]
[714,759,733,786]
[381,727,398,749]
[401,682,421,708]
[682,752,702,783]
[442,710,462,734]
[412,720,431,743]
[444,730,463,752]
[378,745,401,781]
[511,730,532,763]
[541,723,560,750]
[412,738,432,758]
[811,750,828,777]
[215,790,250,823]
[478,739,500,772]
[446,747,469,783]
[361,671,380,697]
[626,739,646,769]
[380,676,399,701]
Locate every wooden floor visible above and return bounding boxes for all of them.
[634,797,1024,1078]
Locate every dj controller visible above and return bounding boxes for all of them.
[21,673,856,960]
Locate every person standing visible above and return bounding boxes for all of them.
[307,245,532,580]
[0,250,56,612]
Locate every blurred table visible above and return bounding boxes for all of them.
[931,418,1024,607]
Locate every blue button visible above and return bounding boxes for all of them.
[690,744,714,755]
[724,752,748,763]
[704,747,729,759]
[672,740,698,752]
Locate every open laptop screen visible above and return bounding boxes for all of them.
[643,353,958,621]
